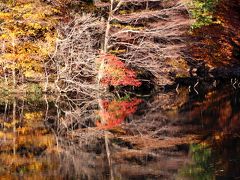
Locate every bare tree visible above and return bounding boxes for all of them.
[99,0,191,85]
[45,14,105,99]
[42,2,193,178]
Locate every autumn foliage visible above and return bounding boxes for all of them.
[96,98,142,130]
[95,53,142,129]
[97,53,141,87]
[0,0,59,79]
[189,0,240,67]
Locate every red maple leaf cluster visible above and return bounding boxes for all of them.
[96,98,142,130]
[97,53,141,87]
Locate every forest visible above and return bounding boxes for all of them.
[0,0,240,179]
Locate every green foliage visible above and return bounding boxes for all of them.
[189,0,219,29]
[178,143,215,180]
[26,83,42,94]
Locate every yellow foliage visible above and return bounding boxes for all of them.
[0,12,11,20]
[24,112,43,121]
[0,0,59,78]
[0,131,14,140]
[3,120,18,128]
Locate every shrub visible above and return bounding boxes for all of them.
[189,0,219,29]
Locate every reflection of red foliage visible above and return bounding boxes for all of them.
[97,53,141,87]
[96,98,142,130]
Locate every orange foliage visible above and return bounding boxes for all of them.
[96,98,142,130]
[189,0,240,67]
[97,53,141,87]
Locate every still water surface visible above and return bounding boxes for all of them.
[0,84,240,179]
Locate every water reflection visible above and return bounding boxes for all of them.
[178,143,215,180]
[0,96,60,179]
[177,84,240,179]
[0,95,143,179]
[178,138,240,179]
[96,98,142,130]
[0,84,240,179]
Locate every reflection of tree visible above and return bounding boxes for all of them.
[47,87,200,179]
[178,143,214,180]
[176,86,240,179]
[178,136,240,179]
[0,89,203,179]
[179,85,240,137]
[96,98,142,129]
[0,96,61,179]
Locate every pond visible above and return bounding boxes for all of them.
[0,83,240,179]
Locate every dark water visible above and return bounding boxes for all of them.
[0,84,240,179]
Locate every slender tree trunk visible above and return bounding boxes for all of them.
[12,66,16,89]
[44,62,49,93]
[11,35,16,89]
[103,0,114,52]
[105,132,114,180]
[101,2,115,179]
[13,97,16,155]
